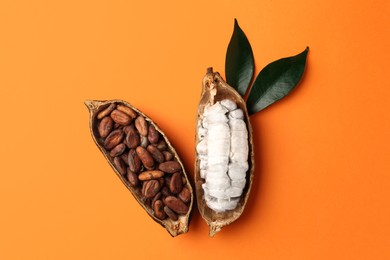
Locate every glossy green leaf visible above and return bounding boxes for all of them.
[225,19,254,97]
[247,47,309,115]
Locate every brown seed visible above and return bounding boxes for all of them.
[153,200,167,220]
[164,206,178,221]
[104,129,125,150]
[164,196,189,214]
[109,143,126,157]
[161,186,171,197]
[178,187,191,203]
[113,156,126,175]
[181,176,187,185]
[164,176,172,187]
[158,177,164,187]
[140,135,149,148]
[169,172,183,194]
[125,127,140,148]
[147,145,165,163]
[120,152,129,165]
[111,109,131,125]
[148,125,159,144]
[158,161,181,174]
[142,180,160,199]
[98,116,114,138]
[152,192,162,208]
[154,140,167,151]
[97,103,116,119]
[127,170,138,187]
[128,149,141,173]
[123,125,135,135]
[117,104,137,119]
[163,151,173,161]
[135,116,148,136]
[136,146,154,170]
[138,170,164,181]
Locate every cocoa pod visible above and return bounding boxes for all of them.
[147,145,165,163]
[104,129,124,150]
[85,100,193,237]
[194,69,255,237]
[158,161,181,174]
[136,146,154,170]
[98,116,114,138]
[138,170,164,181]
[164,196,188,214]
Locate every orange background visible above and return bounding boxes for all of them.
[1,0,389,259]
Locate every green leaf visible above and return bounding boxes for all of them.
[225,19,254,97]
[247,47,309,115]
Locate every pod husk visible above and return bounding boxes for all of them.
[195,68,255,237]
[85,99,193,237]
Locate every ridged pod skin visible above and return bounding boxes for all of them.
[85,99,193,237]
[195,68,255,237]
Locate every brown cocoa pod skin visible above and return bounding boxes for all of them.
[104,129,125,150]
[136,146,154,170]
[164,206,178,221]
[169,172,183,194]
[111,109,132,125]
[127,170,139,187]
[138,170,164,181]
[154,200,167,220]
[109,143,126,157]
[97,103,116,119]
[163,151,173,161]
[125,127,140,149]
[154,140,167,151]
[178,187,191,203]
[135,116,148,136]
[98,116,114,138]
[113,156,126,175]
[158,161,181,174]
[142,180,160,199]
[147,145,165,163]
[148,125,159,144]
[117,104,137,119]
[164,196,188,214]
[127,149,141,173]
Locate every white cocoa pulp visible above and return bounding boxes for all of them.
[196,99,249,212]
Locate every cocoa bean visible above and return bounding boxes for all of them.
[169,172,183,194]
[138,170,164,181]
[123,125,135,135]
[140,135,149,148]
[178,187,191,203]
[104,129,125,150]
[161,186,172,197]
[117,104,137,119]
[162,151,173,161]
[136,146,154,170]
[164,196,188,214]
[147,145,164,163]
[111,109,131,125]
[98,116,114,138]
[148,125,159,144]
[127,170,138,187]
[135,116,148,136]
[158,161,181,174]
[97,103,116,119]
[154,140,167,151]
[109,143,126,157]
[142,180,160,199]
[152,192,162,208]
[128,149,141,173]
[113,156,126,175]
[164,176,172,187]
[125,127,140,148]
[154,200,167,220]
[164,206,178,221]
[120,152,129,165]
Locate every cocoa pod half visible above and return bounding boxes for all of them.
[85,99,193,237]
